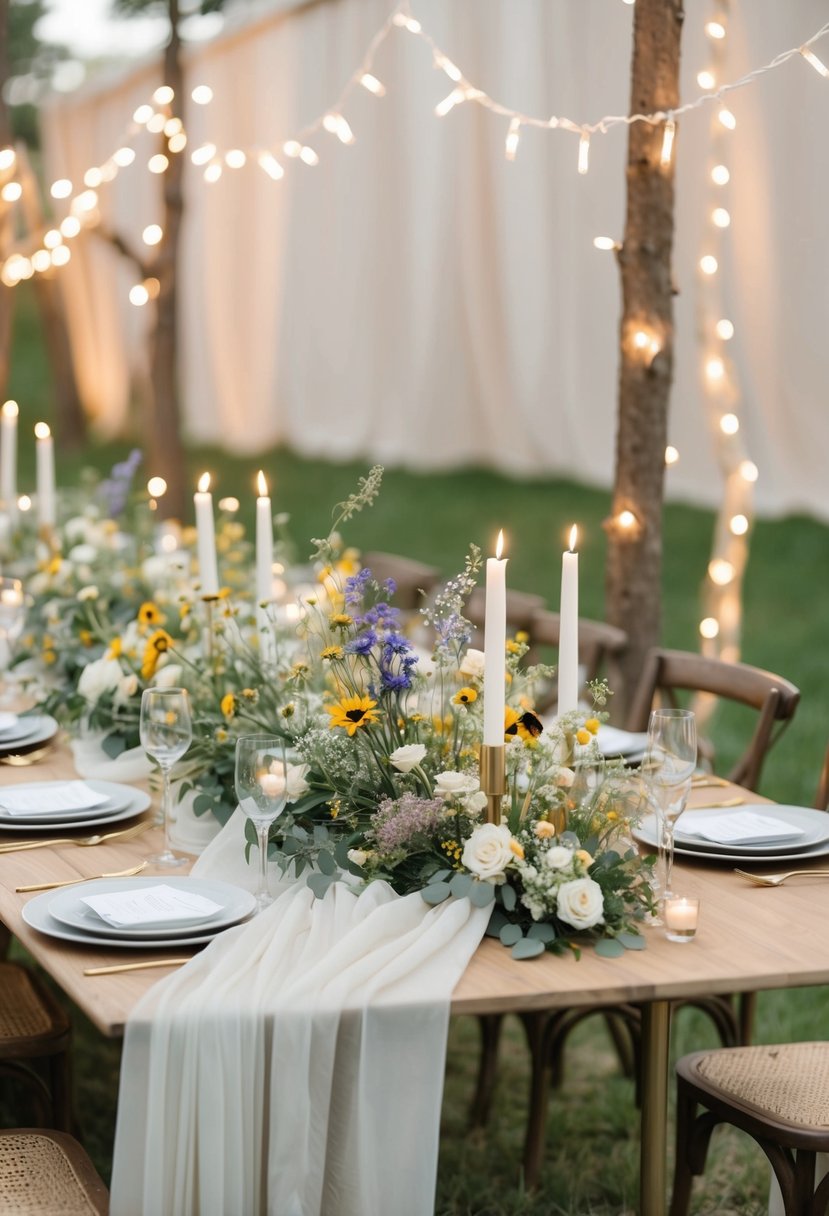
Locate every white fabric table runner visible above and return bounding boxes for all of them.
[110,811,490,1215]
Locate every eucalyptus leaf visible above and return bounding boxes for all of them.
[317,849,337,876]
[307,872,334,899]
[617,931,647,951]
[527,922,556,943]
[499,924,523,947]
[192,793,215,816]
[101,732,128,760]
[485,908,508,938]
[421,882,451,906]
[313,825,330,845]
[431,869,451,883]
[449,872,473,898]
[594,938,626,959]
[511,937,546,961]
[281,837,299,855]
[468,881,495,908]
[500,883,517,912]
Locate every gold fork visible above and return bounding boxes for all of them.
[734,868,829,887]
[0,819,153,854]
[16,861,148,892]
[0,747,52,767]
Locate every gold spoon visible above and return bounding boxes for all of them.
[16,861,148,893]
[0,747,52,767]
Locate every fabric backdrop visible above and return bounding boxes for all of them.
[40,0,829,519]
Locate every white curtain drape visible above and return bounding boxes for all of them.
[40,0,829,519]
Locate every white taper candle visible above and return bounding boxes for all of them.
[194,472,219,596]
[483,530,507,746]
[557,524,579,715]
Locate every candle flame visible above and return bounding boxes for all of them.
[2,400,18,419]
[568,524,578,553]
[257,469,268,498]
[197,472,211,494]
[34,422,51,440]
[495,529,504,560]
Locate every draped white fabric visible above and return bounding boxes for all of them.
[40,0,829,518]
[109,810,490,1216]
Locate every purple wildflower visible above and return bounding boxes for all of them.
[99,448,142,518]
[346,630,377,655]
[370,794,444,855]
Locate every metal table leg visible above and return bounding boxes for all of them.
[640,999,671,1216]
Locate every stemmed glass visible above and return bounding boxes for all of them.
[235,734,288,911]
[0,577,25,706]
[643,708,697,909]
[139,687,192,868]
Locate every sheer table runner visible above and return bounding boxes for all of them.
[110,812,489,1216]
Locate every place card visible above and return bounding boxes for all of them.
[0,781,110,817]
[596,726,649,757]
[82,884,224,928]
[680,810,804,845]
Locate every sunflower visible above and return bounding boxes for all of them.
[326,694,379,736]
[138,601,164,627]
[453,686,478,706]
[140,629,172,680]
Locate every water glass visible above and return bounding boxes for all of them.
[644,708,697,906]
[140,687,192,867]
[235,734,289,910]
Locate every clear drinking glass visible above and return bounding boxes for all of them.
[0,577,25,705]
[644,708,697,907]
[235,734,288,911]
[139,687,192,867]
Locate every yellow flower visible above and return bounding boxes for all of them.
[240,688,259,703]
[515,630,529,644]
[575,849,594,867]
[576,727,592,746]
[218,586,232,599]
[140,629,172,680]
[320,645,344,661]
[329,613,353,629]
[179,601,192,620]
[585,717,601,735]
[509,838,525,860]
[453,686,478,706]
[409,713,425,723]
[220,693,237,719]
[534,820,556,839]
[138,601,163,627]
[107,637,123,659]
[79,629,94,648]
[280,703,296,719]
[326,694,379,736]
[506,640,522,655]
[215,728,229,743]
[43,650,57,665]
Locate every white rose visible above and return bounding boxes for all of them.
[78,656,123,701]
[462,823,515,883]
[459,648,485,679]
[435,770,479,800]
[268,759,310,801]
[465,790,488,814]
[347,848,368,867]
[556,877,605,931]
[77,585,99,602]
[389,743,427,773]
[115,674,138,703]
[153,664,183,689]
[544,846,575,870]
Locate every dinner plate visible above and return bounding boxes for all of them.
[0,781,134,824]
[0,784,150,833]
[0,714,59,757]
[634,811,829,865]
[597,726,650,759]
[0,721,43,745]
[47,877,257,939]
[673,805,829,855]
[22,878,256,949]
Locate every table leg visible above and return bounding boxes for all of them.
[640,999,671,1216]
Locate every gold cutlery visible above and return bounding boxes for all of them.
[734,868,829,887]
[0,819,153,854]
[84,957,192,976]
[16,861,148,893]
[688,796,745,810]
[691,774,730,788]
[0,747,52,767]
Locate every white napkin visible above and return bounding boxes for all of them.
[0,780,110,817]
[0,712,19,733]
[597,725,649,757]
[82,883,223,928]
[680,810,804,845]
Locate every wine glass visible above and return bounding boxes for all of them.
[0,577,25,706]
[235,734,289,911]
[139,687,192,867]
[644,708,697,907]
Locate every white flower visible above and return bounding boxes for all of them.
[556,767,576,788]
[115,674,138,703]
[77,585,99,602]
[434,770,479,800]
[389,743,427,773]
[69,543,97,565]
[459,648,485,679]
[544,846,574,870]
[556,877,605,931]
[462,823,515,883]
[153,664,183,689]
[268,759,310,801]
[78,657,123,702]
[465,790,488,814]
[347,848,368,867]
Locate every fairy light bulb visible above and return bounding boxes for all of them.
[577,131,590,175]
[505,118,521,161]
[699,617,720,639]
[113,147,136,167]
[299,146,319,166]
[146,113,166,134]
[435,89,464,117]
[153,85,174,105]
[129,284,149,306]
[133,104,153,124]
[219,496,240,512]
[360,73,386,96]
[700,254,718,275]
[730,514,749,536]
[50,179,72,199]
[712,207,731,228]
[618,509,637,530]
[50,246,70,267]
[697,70,716,89]
[147,476,167,497]
[224,149,246,169]
[148,154,169,174]
[144,277,160,300]
[709,559,735,586]
[31,250,51,273]
[711,164,730,185]
[164,117,183,137]
[283,141,301,158]
[706,357,725,381]
[801,47,829,77]
[660,118,676,167]
[43,229,61,250]
[59,216,81,238]
[83,167,103,188]
[191,85,213,105]
[665,445,679,465]
[191,143,217,166]
[706,21,726,39]
[257,153,284,181]
[718,107,737,130]
[168,133,187,154]
[17,494,31,511]
[720,412,739,434]
[203,162,222,183]
[739,460,759,482]
[593,236,618,251]
[716,319,735,340]
[142,224,163,246]
[0,148,15,171]
[1,182,21,202]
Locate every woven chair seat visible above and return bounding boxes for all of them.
[0,962,71,1059]
[0,1129,108,1215]
[693,1041,829,1131]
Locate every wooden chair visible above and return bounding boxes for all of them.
[815,743,829,811]
[362,551,442,611]
[671,1043,829,1216]
[527,609,628,709]
[0,962,73,1131]
[627,648,801,791]
[0,1128,109,1214]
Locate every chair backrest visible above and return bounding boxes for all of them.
[465,587,546,637]
[815,743,829,810]
[528,609,628,683]
[362,551,442,611]
[626,648,800,790]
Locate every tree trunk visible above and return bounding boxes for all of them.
[0,0,13,397]
[605,0,684,718]
[146,0,187,521]
[15,143,87,448]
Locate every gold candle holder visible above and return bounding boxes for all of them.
[480,743,506,825]
[201,593,219,663]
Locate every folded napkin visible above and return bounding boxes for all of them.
[680,810,804,845]
[597,725,649,757]
[71,735,154,785]
[0,780,109,817]
[82,884,224,928]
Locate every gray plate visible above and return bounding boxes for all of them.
[635,809,829,865]
[48,876,256,939]
[0,783,150,833]
[0,714,58,757]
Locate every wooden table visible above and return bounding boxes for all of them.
[2,748,828,1215]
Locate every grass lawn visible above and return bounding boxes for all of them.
[4,286,829,1211]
